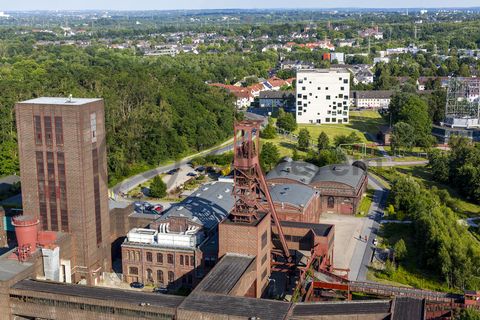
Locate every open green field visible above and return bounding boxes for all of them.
[295,110,386,144]
[261,136,306,159]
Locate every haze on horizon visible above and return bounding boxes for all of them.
[2,0,480,11]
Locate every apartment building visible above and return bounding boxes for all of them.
[296,69,350,124]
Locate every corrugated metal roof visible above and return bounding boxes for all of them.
[195,253,254,295]
[156,182,234,230]
[269,184,317,208]
[12,279,184,308]
[293,300,391,316]
[180,292,291,320]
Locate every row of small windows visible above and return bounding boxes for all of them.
[10,294,173,320]
[129,267,193,286]
[34,115,64,146]
[127,251,194,267]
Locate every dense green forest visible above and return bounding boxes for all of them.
[429,137,480,204]
[388,173,480,290]
[0,44,281,184]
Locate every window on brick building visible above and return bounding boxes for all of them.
[190,256,194,267]
[129,267,138,275]
[135,252,140,261]
[180,255,184,265]
[168,271,174,283]
[157,270,164,284]
[34,116,42,145]
[167,254,174,264]
[185,256,189,266]
[146,252,153,262]
[157,253,163,263]
[261,231,268,249]
[146,268,153,283]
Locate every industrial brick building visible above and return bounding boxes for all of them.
[121,181,234,289]
[15,97,111,285]
[267,159,368,215]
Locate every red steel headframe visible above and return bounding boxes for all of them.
[231,120,290,260]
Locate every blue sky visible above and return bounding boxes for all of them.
[2,0,479,11]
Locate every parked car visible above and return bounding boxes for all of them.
[153,287,168,294]
[167,168,180,175]
[152,204,164,214]
[373,238,378,246]
[187,172,197,177]
[195,166,205,173]
[130,282,144,289]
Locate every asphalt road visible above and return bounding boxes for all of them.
[349,174,388,281]
[112,139,234,197]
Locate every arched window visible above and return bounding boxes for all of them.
[167,254,174,264]
[146,268,153,283]
[135,251,140,261]
[168,271,175,283]
[157,253,163,264]
[327,196,335,208]
[185,256,189,266]
[128,251,133,261]
[157,270,164,284]
[146,252,153,262]
[180,255,184,265]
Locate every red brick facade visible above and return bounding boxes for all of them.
[218,214,271,298]
[15,98,111,285]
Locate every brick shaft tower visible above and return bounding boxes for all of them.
[16,97,111,285]
[219,120,290,298]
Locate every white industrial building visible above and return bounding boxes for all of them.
[296,69,350,124]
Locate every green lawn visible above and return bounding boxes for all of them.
[261,136,306,159]
[357,189,374,216]
[295,110,386,145]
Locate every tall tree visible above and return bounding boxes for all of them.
[260,142,280,171]
[297,128,311,151]
[317,132,330,151]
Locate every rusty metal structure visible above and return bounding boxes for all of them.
[231,120,290,260]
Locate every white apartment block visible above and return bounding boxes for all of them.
[296,69,350,124]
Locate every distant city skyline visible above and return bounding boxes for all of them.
[2,0,480,11]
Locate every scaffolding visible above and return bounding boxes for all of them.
[444,77,480,128]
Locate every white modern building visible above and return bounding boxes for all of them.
[296,69,350,124]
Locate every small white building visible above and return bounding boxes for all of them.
[296,69,350,124]
[351,90,394,109]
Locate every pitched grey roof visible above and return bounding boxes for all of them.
[259,90,294,100]
[266,160,319,184]
[156,182,234,230]
[280,221,333,237]
[267,160,366,190]
[293,301,391,317]
[180,292,291,320]
[269,183,317,208]
[13,279,184,309]
[353,90,394,99]
[194,253,254,295]
[310,164,366,188]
